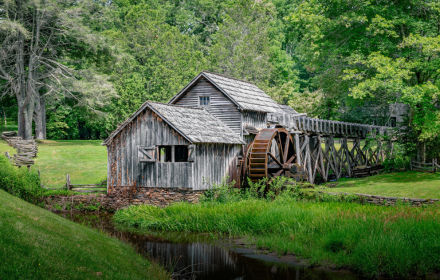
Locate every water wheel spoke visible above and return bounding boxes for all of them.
[286,155,296,164]
[283,136,290,163]
[268,152,283,167]
[276,133,284,163]
[268,169,284,184]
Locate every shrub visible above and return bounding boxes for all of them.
[0,155,43,203]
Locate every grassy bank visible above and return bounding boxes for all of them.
[318,171,440,199]
[0,189,169,280]
[114,198,440,278]
[0,139,107,188]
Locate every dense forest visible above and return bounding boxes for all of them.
[1,0,440,157]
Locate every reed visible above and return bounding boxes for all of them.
[114,198,440,278]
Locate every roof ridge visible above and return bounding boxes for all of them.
[147,100,205,111]
[202,71,256,85]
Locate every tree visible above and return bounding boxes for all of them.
[288,0,440,159]
[0,0,114,139]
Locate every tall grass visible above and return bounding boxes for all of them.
[0,155,43,203]
[114,194,440,278]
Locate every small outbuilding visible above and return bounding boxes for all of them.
[103,101,244,195]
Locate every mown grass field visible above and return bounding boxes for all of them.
[114,199,440,278]
[0,139,107,188]
[318,171,440,199]
[0,189,169,280]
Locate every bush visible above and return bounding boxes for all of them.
[382,142,410,172]
[0,155,43,204]
[200,176,301,203]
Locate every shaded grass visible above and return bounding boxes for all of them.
[114,199,440,278]
[0,139,107,188]
[318,171,440,199]
[0,123,18,134]
[0,189,169,280]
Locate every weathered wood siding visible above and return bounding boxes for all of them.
[242,110,267,129]
[192,143,242,190]
[107,108,192,189]
[242,110,267,146]
[173,77,242,137]
[107,107,242,190]
[243,135,256,146]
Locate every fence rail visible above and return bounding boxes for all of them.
[410,159,438,173]
[2,131,38,168]
[65,174,107,193]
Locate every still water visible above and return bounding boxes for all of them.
[59,212,363,280]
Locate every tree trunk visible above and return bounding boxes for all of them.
[17,93,35,140]
[417,141,426,163]
[34,96,46,140]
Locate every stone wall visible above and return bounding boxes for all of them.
[42,187,204,212]
[318,191,439,207]
[41,194,111,212]
[108,187,204,209]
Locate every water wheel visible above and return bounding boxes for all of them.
[243,128,296,183]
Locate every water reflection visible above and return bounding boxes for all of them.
[59,212,363,280]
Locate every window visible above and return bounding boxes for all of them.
[175,146,189,162]
[389,117,397,128]
[199,96,210,106]
[157,145,189,162]
[158,146,172,162]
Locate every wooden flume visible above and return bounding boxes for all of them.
[242,114,394,184]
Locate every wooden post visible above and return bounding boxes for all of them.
[294,133,301,166]
[410,158,412,171]
[171,146,175,162]
[432,158,436,173]
[66,174,71,190]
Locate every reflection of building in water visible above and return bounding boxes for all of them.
[145,241,238,275]
[61,213,361,280]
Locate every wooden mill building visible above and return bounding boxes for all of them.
[104,71,287,192]
[104,70,392,198]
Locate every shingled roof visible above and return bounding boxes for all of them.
[278,104,299,114]
[169,71,282,113]
[103,101,244,145]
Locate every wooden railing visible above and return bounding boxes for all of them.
[65,174,107,193]
[410,159,439,173]
[268,113,392,137]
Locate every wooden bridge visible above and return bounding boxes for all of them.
[244,113,395,184]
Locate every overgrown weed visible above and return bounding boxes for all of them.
[114,177,440,278]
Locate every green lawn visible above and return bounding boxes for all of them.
[0,139,107,188]
[0,189,169,280]
[319,171,440,199]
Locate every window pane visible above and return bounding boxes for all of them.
[175,146,189,162]
[199,96,209,106]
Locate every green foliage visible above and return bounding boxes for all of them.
[114,197,440,278]
[0,155,43,204]
[287,0,440,151]
[35,0,302,139]
[201,176,300,203]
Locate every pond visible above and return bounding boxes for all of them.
[59,212,364,280]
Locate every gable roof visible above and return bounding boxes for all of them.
[168,71,282,113]
[278,104,299,115]
[103,101,244,146]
